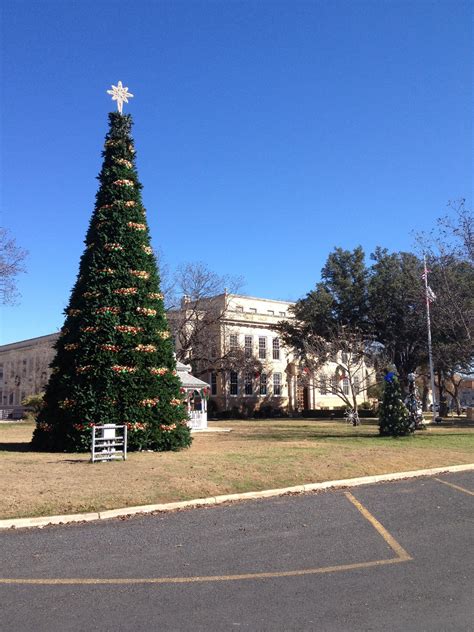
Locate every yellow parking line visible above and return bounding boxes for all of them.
[0,558,407,586]
[0,494,411,586]
[344,492,412,561]
[434,478,474,496]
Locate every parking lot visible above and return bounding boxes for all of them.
[1,472,473,631]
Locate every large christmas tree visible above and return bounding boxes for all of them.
[378,371,414,437]
[32,94,191,452]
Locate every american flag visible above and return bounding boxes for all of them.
[427,286,436,303]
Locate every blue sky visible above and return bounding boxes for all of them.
[1,0,472,344]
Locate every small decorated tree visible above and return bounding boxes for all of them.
[32,84,191,452]
[379,371,413,436]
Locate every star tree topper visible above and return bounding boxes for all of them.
[107,81,134,114]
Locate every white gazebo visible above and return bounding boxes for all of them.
[176,361,209,430]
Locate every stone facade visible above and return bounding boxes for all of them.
[0,333,58,411]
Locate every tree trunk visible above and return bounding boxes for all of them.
[437,369,449,417]
[351,384,358,414]
[421,383,429,412]
[445,375,462,416]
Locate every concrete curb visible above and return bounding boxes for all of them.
[2,463,473,531]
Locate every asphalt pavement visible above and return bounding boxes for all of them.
[1,472,473,631]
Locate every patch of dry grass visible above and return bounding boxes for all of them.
[1,419,473,519]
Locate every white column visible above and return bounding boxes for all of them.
[202,396,208,427]
[308,379,314,409]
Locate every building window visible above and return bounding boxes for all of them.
[354,376,360,395]
[0,364,3,382]
[267,310,274,316]
[230,371,238,396]
[273,373,282,396]
[259,337,266,359]
[260,373,267,395]
[244,336,253,359]
[341,352,348,365]
[9,392,14,405]
[343,377,350,395]
[244,372,253,395]
[229,334,238,350]
[272,338,280,360]
[249,308,257,313]
[319,375,327,395]
[332,375,338,394]
[211,373,217,396]
[211,344,217,359]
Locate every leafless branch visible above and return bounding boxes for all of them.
[0,228,28,305]
[295,325,384,411]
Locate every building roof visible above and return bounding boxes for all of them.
[176,361,209,389]
[225,292,295,305]
[0,333,59,352]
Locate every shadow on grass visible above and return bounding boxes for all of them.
[234,430,381,442]
[0,443,89,459]
[0,442,33,452]
[436,421,474,428]
[230,429,474,442]
[45,459,90,464]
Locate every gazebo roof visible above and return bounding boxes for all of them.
[176,361,210,390]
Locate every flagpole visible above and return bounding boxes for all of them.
[423,255,437,423]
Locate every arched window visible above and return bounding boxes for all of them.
[343,377,350,396]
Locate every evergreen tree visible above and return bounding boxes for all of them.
[368,248,427,384]
[32,112,192,452]
[378,371,413,437]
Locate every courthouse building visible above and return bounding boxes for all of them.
[0,293,372,417]
[166,292,372,415]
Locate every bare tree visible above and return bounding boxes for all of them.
[438,199,474,264]
[415,200,474,411]
[442,370,464,415]
[0,228,28,304]
[293,326,383,413]
[210,342,267,412]
[165,261,244,370]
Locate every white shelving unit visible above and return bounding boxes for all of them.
[91,424,127,463]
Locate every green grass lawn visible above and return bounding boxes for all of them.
[1,418,473,520]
